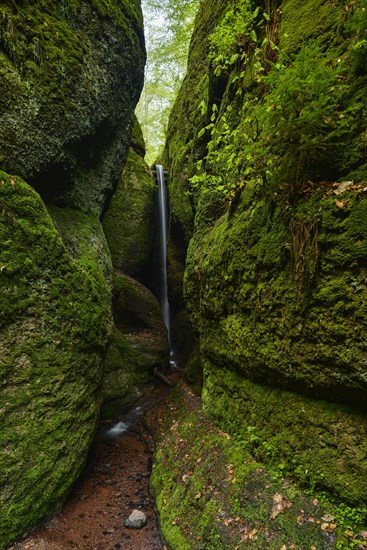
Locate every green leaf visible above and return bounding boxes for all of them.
[198,128,205,138]
[252,7,260,19]
[251,30,257,42]
[230,53,239,65]
[198,100,207,115]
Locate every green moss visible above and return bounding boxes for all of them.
[183,184,367,505]
[0,2,85,97]
[185,187,367,406]
[112,271,166,335]
[131,115,146,158]
[101,327,149,413]
[279,0,347,58]
[48,205,113,282]
[102,148,156,276]
[148,383,364,549]
[0,0,145,214]
[0,0,142,97]
[0,172,112,547]
[162,0,367,530]
[163,0,229,248]
[101,271,169,414]
[203,364,367,505]
[90,0,143,30]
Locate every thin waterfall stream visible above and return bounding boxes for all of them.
[155,164,178,369]
[156,164,170,338]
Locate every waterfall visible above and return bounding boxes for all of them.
[155,165,178,369]
[156,164,171,340]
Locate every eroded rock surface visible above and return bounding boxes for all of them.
[102,272,169,416]
[0,1,146,546]
[0,0,145,215]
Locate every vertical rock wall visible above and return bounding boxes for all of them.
[0,0,145,215]
[164,0,367,504]
[0,175,113,545]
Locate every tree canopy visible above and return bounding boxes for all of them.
[137,0,200,164]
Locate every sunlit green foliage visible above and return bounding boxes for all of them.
[136,0,200,163]
[190,41,360,202]
[258,45,356,192]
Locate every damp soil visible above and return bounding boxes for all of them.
[11,371,182,550]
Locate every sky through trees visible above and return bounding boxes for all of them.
[136,0,200,164]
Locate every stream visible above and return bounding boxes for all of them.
[10,372,182,550]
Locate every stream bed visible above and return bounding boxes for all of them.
[10,373,181,550]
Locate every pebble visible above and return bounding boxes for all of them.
[124,509,147,529]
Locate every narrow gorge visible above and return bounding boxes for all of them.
[1,0,367,549]
[0,0,167,546]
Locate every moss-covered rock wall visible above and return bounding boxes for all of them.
[0,0,145,215]
[103,147,155,279]
[0,2,147,546]
[101,272,169,415]
[164,0,367,508]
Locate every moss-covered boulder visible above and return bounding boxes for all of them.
[48,205,113,283]
[0,0,145,215]
[184,183,367,504]
[102,327,150,413]
[183,180,367,502]
[102,148,156,278]
[0,172,112,547]
[101,272,169,414]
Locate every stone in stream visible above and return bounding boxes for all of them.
[124,509,147,529]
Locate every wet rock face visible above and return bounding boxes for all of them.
[101,272,170,415]
[0,173,113,547]
[0,0,145,215]
[102,147,156,278]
